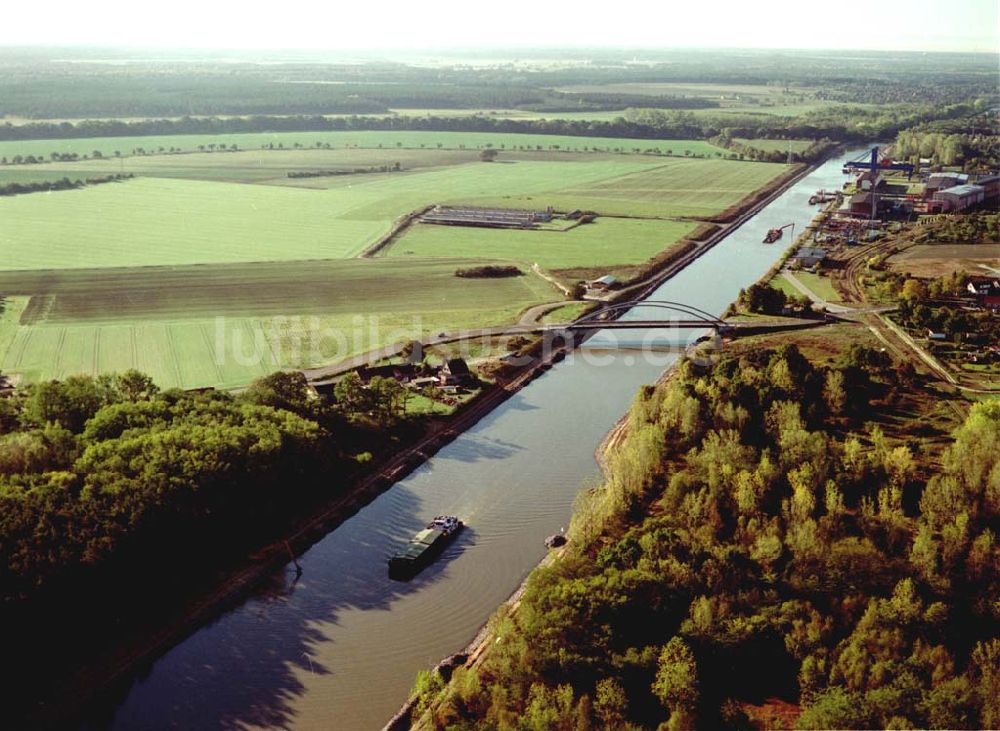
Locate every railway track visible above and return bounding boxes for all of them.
[833,238,969,421]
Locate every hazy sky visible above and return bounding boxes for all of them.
[3,0,998,53]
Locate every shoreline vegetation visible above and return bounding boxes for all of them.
[4,331,589,728]
[404,325,996,730]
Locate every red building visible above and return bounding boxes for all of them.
[967,277,1000,311]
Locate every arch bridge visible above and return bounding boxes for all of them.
[560,300,732,333]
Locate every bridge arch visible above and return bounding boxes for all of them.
[573,300,726,327]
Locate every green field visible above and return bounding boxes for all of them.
[794,271,843,303]
[20,147,698,189]
[462,157,790,218]
[0,177,387,268]
[770,273,802,298]
[0,258,557,388]
[19,147,482,186]
[0,168,94,184]
[1,156,780,271]
[385,218,695,270]
[0,137,790,390]
[734,138,815,153]
[0,130,727,164]
[541,302,594,324]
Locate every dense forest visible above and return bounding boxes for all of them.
[0,48,995,119]
[410,344,998,729]
[893,102,1000,168]
[0,369,412,604]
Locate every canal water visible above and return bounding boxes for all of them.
[97,147,866,730]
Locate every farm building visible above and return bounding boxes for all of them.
[440,357,474,386]
[966,277,1000,311]
[421,206,553,229]
[791,247,829,268]
[924,172,969,198]
[931,184,985,213]
[588,275,618,291]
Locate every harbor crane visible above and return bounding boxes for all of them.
[843,146,916,221]
[842,145,916,179]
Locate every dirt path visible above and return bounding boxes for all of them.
[518,300,576,325]
[530,263,571,296]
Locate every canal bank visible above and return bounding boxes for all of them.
[71,147,868,731]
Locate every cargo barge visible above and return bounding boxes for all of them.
[388,516,463,580]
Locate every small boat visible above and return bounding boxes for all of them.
[763,223,794,244]
[388,516,463,580]
[808,189,838,205]
[763,228,783,244]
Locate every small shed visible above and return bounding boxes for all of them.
[588,275,618,291]
[792,247,829,268]
[410,376,439,389]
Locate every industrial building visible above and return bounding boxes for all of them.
[848,192,887,218]
[975,175,1000,201]
[930,184,985,213]
[924,172,969,198]
[855,170,884,192]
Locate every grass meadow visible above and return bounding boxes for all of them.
[0,156,784,271]
[0,130,727,165]
[0,177,387,268]
[734,138,815,153]
[0,137,791,389]
[0,259,557,388]
[464,158,790,218]
[385,218,696,270]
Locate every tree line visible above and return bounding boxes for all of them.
[0,173,132,197]
[409,342,997,729]
[0,101,982,154]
